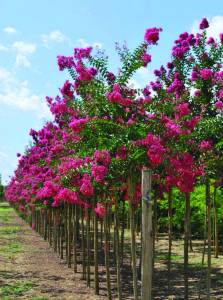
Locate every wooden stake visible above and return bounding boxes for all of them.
[141,169,152,300]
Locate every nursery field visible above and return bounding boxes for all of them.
[1,202,222,299]
[3,15,223,300]
[0,202,103,300]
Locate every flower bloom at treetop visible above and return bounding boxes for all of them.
[74,47,92,60]
[57,55,75,71]
[144,27,162,44]
[199,18,209,30]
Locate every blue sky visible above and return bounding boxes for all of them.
[0,0,223,184]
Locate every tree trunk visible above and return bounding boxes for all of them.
[93,200,99,295]
[104,204,112,300]
[73,205,77,273]
[206,177,211,299]
[114,198,122,299]
[184,192,190,300]
[213,187,218,258]
[120,199,125,266]
[81,208,86,280]
[167,188,172,294]
[128,175,138,300]
[67,204,72,268]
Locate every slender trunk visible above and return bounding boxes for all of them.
[152,192,157,274]
[44,210,47,241]
[115,199,122,299]
[128,175,138,300]
[104,204,112,300]
[167,188,172,294]
[153,191,158,242]
[94,199,99,294]
[184,192,190,300]
[202,204,207,265]
[120,199,125,266]
[64,203,68,263]
[73,205,77,273]
[206,177,211,299]
[81,208,86,280]
[213,187,218,258]
[60,208,64,260]
[86,208,91,286]
[189,199,193,252]
[67,204,72,268]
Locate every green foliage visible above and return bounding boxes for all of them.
[0,281,33,298]
[157,184,223,237]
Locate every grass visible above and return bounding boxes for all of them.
[0,225,21,235]
[0,203,23,258]
[0,241,23,259]
[155,254,184,261]
[0,281,33,298]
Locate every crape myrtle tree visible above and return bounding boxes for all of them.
[0,174,4,201]
[152,18,223,298]
[5,18,222,299]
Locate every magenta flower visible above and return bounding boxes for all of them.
[199,18,209,30]
[199,140,212,152]
[69,117,89,133]
[74,47,92,59]
[93,150,111,166]
[200,68,213,80]
[107,84,132,106]
[57,55,75,71]
[175,103,190,118]
[60,80,74,98]
[94,203,106,218]
[141,53,151,66]
[91,164,107,183]
[215,100,223,110]
[80,175,94,197]
[144,27,162,44]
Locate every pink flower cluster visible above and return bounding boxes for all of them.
[107,84,132,106]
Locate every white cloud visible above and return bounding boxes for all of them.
[191,16,223,40]
[12,41,36,68]
[0,67,51,118]
[77,38,102,49]
[41,30,69,47]
[12,41,36,54]
[127,79,141,89]
[3,26,17,34]
[0,43,8,51]
[15,54,31,68]
[134,67,155,88]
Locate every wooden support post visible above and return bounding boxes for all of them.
[141,169,152,300]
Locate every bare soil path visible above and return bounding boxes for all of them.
[0,202,105,300]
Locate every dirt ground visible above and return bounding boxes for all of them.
[0,203,105,300]
[0,202,223,299]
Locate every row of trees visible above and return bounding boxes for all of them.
[5,18,223,299]
[0,174,4,201]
